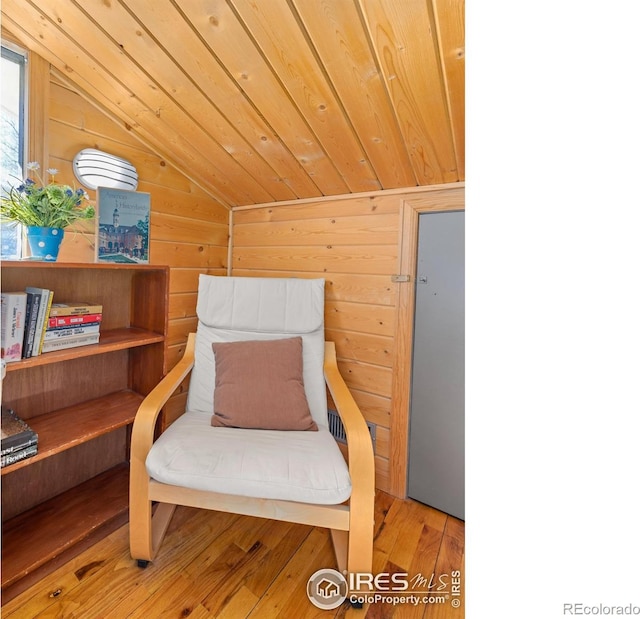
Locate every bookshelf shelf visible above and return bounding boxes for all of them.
[1,262,168,602]
[1,390,143,475]
[1,464,130,591]
[4,328,165,372]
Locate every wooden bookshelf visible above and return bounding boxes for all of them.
[0,261,169,602]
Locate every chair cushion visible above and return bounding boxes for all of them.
[146,411,352,504]
[211,337,317,431]
[187,276,328,428]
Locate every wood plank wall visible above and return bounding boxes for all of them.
[232,197,397,491]
[231,187,463,494]
[44,67,229,377]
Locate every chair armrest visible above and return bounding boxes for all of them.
[130,333,196,465]
[323,342,376,497]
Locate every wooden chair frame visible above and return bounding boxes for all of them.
[129,333,375,577]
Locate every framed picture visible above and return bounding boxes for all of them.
[97,188,150,264]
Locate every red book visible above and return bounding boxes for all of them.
[48,313,103,328]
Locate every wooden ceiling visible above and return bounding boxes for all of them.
[1,0,464,209]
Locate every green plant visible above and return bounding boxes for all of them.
[0,162,95,229]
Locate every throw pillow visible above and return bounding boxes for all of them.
[211,336,318,431]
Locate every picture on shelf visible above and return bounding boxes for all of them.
[97,187,150,264]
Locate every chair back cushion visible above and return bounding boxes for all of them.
[187,276,328,428]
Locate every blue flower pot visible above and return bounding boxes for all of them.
[26,226,65,261]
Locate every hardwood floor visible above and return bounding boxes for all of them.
[1,491,464,618]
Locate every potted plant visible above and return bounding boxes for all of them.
[0,162,95,261]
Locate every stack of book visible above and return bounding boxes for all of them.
[1,287,55,361]
[1,292,104,359]
[42,302,103,352]
[1,406,38,468]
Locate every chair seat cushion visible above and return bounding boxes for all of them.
[146,411,352,505]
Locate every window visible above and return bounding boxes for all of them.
[1,43,27,259]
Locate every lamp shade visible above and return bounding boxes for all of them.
[73,148,138,191]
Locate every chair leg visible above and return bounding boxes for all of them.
[130,455,178,562]
[129,484,154,562]
[330,529,348,573]
[346,504,374,576]
[130,499,177,562]
[149,502,177,558]
[330,501,374,603]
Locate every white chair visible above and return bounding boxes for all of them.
[129,275,375,581]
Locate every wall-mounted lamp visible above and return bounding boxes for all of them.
[73,148,138,191]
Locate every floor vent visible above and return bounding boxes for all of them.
[327,409,376,450]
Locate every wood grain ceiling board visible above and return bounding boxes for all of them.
[1,0,465,209]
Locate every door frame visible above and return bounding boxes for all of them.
[389,183,465,498]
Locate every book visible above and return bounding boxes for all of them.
[1,443,38,467]
[49,302,103,317]
[1,433,38,456]
[22,291,39,358]
[35,289,54,356]
[1,406,38,455]
[41,332,100,353]
[1,292,27,362]
[25,287,49,357]
[48,313,102,328]
[44,324,101,340]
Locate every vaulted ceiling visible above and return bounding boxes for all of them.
[1,0,464,209]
